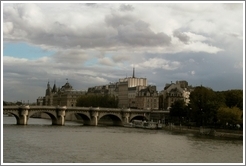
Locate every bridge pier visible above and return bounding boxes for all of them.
[90,111,98,126]
[17,105,30,125]
[122,112,130,123]
[54,106,66,125]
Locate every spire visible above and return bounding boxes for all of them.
[46,81,51,96]
[47,81,51,89]
[52,80,57,93]
[133,67,135,78]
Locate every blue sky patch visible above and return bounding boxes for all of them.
[3,42,55,60]
[84,58,98,66]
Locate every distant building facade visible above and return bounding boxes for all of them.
[37,81,86,107]
[85,68,156,109]
[118,68,148,108]
[136,85,159,110]
[162,80,193,109]
[87,85,109,96]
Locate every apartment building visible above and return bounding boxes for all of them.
[162,80,193,109]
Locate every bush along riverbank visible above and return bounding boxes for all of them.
[162,124,243,140]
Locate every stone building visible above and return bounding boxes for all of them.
[83,68,159,110]
[118,68,148,108]
[87,82,119,98]
[128,85,147,108]
[108,82,119,98]
[136,85,159,110]
[37,81,86,107]
[162,80,193,110]
[118,68,147,88]
[118,81,129,108]
[87,85,109,96]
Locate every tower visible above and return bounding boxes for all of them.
[46,81,51,96]
[132,67,135,78]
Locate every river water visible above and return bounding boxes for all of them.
[2,115,244,164]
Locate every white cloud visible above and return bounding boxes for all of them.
[52,49,90,64]
[81,75,109,85]
[112,54,130,62]
[184,32,209,42]
[3,22,14,34]
[183,42,224,54]
[2,2,243,102]
[139,58,181,70]
[234,62,243,69]
[191,71,195,75]
[98,57,115,66]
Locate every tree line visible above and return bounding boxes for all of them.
[76,95,118,108]
[169,86,243,129]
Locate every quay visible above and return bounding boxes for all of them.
[163,124,243,140]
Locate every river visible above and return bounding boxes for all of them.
[2,115,244,164]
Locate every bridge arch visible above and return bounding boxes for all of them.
[6,112,20,125]
[98,113,123,126]
[28,110,57,125]
[65,112,91,125]
[129,115,149,122]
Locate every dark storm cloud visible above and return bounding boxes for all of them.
[119,4,134,12]
[105,13,136,28]
[52,49,89,64]
[4,4,171,51]
[105,13,171,47]
[117,20,171,46]
[173,30,190,44]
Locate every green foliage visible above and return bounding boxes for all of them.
[188,86,243,128]
[3,101,22,106]
[170,100,187,117]
[217,106,243,126]
[170,100,187,124]
[189,86,219,126]
[224,90,243,110]
[76,95,118,108]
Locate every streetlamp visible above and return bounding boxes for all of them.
[201,108,203,127]
[188,107,192,129]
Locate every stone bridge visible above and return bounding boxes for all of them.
[3,106,169,126]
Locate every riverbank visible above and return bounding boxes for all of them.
[162,124,243,140]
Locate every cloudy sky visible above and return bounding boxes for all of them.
[2,2,244,103]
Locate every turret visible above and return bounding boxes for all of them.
[45,81,51,96]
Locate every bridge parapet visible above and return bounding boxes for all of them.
[3,106,168,126]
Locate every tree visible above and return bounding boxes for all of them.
[224,90,243,110]
[189,86,219,127]
[217,106,243,129]
[76,95,118,108]
[170,100,187,125]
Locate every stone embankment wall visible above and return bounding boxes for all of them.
[163,124,243,139]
